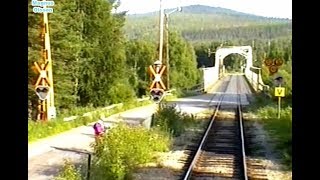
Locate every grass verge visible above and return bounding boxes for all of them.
[28,99,152,143]
[247,93,292,169]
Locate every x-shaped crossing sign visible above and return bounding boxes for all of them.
[34,61,51,87]
[148,65,166,90]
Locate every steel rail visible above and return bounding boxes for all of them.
[182,77,229,180]
[237,75,249,180]
[182,75,248,180]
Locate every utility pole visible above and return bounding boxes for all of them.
[43,9,56,120]
[165,13,170,90]
[159,0,164,63]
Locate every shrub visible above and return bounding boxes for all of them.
[152,103,196,136]
[90,124,170,180]
[55,159,82,180]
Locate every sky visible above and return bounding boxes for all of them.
[117,0,292,19]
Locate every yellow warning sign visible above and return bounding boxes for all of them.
[275,87,285,97]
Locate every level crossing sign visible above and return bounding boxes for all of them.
[148,64,166,90]
[275,86,285,119]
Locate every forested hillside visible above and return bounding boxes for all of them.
[124,5,291,42]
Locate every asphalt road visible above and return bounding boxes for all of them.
[168,74,251,114]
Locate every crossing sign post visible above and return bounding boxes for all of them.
[148,60,166,103]
[32,9,56,121]
[274,83,286,119]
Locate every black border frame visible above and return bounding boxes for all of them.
[12,0,28,179]
[11,0,311,179]
[292,0,316,178]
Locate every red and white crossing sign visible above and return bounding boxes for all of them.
[34,61,51,87]
[148,64,167,90]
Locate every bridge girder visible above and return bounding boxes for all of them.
[214,46,253,72]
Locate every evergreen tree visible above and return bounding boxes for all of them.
[168,31,200,89]
[78,0,134,106]
[125,40,157,96]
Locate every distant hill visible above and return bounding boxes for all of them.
[123,5,292,42]
[127,5,287,19]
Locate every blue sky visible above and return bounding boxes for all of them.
[117,0,292,19]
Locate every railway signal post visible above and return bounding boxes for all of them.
[33,5,56,121]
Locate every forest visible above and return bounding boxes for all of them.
[28,1,292,120]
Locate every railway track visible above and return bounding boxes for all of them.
[180,75,248,180]
[170,75,267,180]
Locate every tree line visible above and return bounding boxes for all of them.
[124,7,291,43]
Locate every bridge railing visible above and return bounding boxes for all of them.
[186,82,205,92]
[201,67,219,92]
[245,66,269,93]
[63,97,150,122]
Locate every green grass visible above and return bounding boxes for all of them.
[163,88,203,101]
[57,106,97,118]
[248,93,292,169]
[28,99,152,143]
